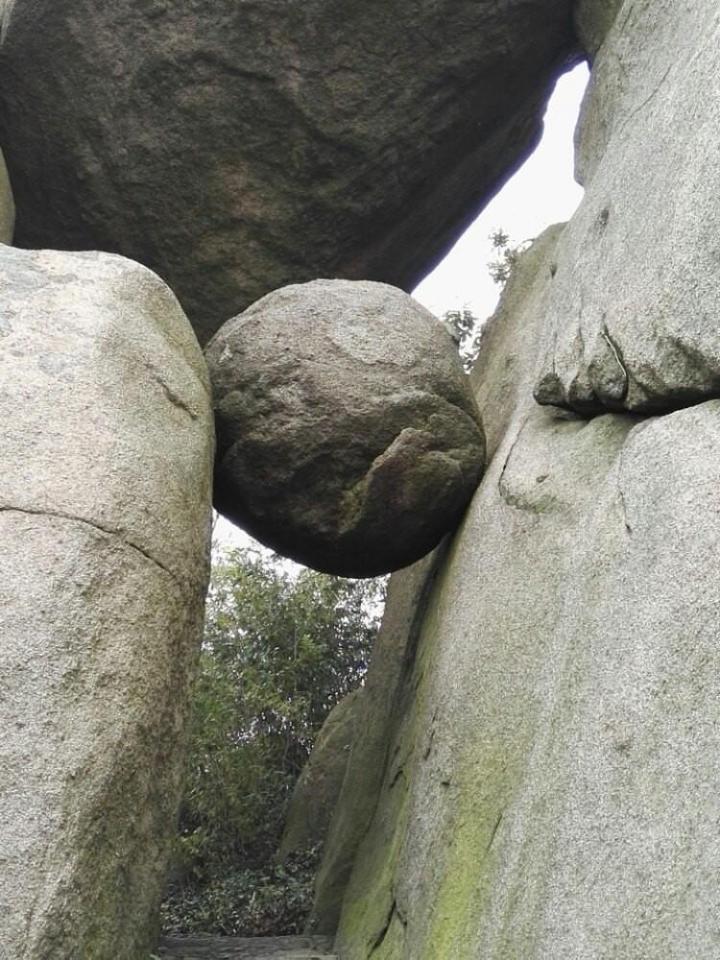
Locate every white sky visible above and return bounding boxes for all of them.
[216,62,590,552]
[413,62,588,322]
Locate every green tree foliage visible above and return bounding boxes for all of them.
[443,307,482,373]
[163,545,385,935]
[444,229,530,373]
[487,228,529,286]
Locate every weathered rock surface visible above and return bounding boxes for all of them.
[0,0,577,342]
[322,220,720,958]
[573,0,623,58]
[310,550,447,934]
[0,245,214,960]
[207,280,485,577]
[279,689,364,860]
[0,147,14,242]
[158,935,336,959]
[536,0,720,412]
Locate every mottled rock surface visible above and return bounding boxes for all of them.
[324,222,720,958]
[0,0,577,342]
[279,689,364,860]
[158,935,336,959]
[537,0,720,411]
[0,147,14,242]
[0,245,214,960]
[311,550,446,934]
[207,280,485,577]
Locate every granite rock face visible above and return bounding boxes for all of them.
[326,217,720,959]
[0,0,577,342]
[279,689,364,861]
[207,280,485,577]
[0,245,214,960]
[0,147,14,242]
[536,0,720,412]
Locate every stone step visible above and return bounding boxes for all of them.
[157,935,337,960]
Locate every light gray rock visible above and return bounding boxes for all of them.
[0,147,14,242]
[0,0,14,40]
[536,0,720,412]
[329,222,720,959]
[0,0,577,343]
[0,245,214,960]
[311,549,446,934]
[279,689,364,861]
[207,280,485,577]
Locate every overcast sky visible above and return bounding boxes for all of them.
[413,62,589,323]
[216,62,590,551]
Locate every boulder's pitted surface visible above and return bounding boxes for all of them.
[0,245,214,960]
[0,147,14,242]
[0,0,577,342]
[207,280,485,577]
[325,222,720,958]
[279,689,364,860]
[536,0,720,413]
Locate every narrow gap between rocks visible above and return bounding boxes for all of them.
[166,61,590,957]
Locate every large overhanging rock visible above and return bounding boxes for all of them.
[0,0,577,343]
[206,280,485,577]
[535,0,720,413]
[0,147,14,242]
[0,245,214,960]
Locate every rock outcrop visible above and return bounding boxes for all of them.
[0,146,13,242]
[0,0,577,342]
[314,3,720,943]
[0,245,214,960]
[207,280,485,577]
[536,0,720,412]
[279,689,364,861]
[323,219,720,960]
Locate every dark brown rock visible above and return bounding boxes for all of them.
[206,279,485,577]
[0,0,577,343]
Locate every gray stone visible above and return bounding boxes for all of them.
[158,935,336,959]
[0,245,214,960]
[207,280,485,577]
[328,219,720,959]
[0,147,14,242]
[0,0,577,343]
[311,549,446,934]
[573,0,624,58]
[536,0,720,413]
[279,689,364,861]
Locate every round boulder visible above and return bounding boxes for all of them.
[206,279,485,577]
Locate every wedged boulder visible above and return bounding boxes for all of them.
[535,0,720,413]
[206,279,485,577]
[279,689,364,861]
[0,0,577,343]
[325,221,720,959]
[0,245,214,960]
[0,147,14,242]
